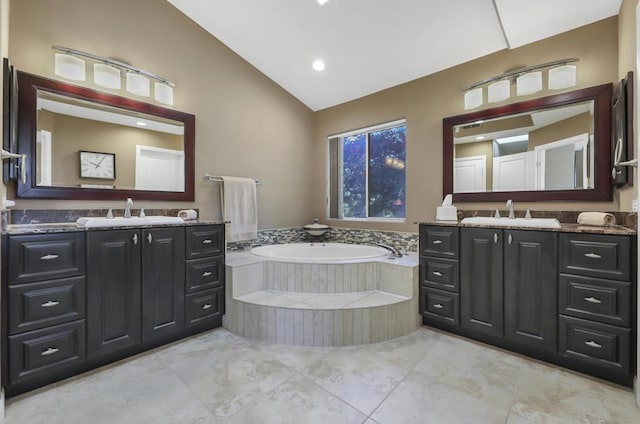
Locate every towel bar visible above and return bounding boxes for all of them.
[204,173,262,185]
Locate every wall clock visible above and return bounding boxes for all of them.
[79,150,116,179]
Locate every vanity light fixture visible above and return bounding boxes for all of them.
[463,58,578,110]
[136,121,147,126]
[93,63,121,89]
[54,53,86,81]
[52,45,175,105]
[316,0,331,5]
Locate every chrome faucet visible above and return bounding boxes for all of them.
[401,239,418,256]
[124,198,133,218]
[506,199,515,219]
[376,242,403,258]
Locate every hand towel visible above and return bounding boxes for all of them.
[178,209,198,220]
[220,176,258,242]
[577,212,616,227]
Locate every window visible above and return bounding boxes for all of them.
[329,120,406,220]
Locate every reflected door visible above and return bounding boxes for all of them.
[135,145,185,192]
[493,151,536,191]
[454,156,486,193]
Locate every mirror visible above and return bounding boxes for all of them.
[443,84,612,202]
[16,71,195,201]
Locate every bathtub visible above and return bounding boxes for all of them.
[250,242,389,263]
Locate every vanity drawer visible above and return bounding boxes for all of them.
[559,233,630,281]
[186,287,224,326]
[558,274,630,327]
[186,226,224,259]
[420,257,459,293]
[559,315,631,373]
[419,226,459,259]
[9,276,86,334]
[420,287,459,325]
[8,320,86,384]
[186,257,224,293]
[8,233,85,284]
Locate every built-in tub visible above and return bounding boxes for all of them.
[251,242,389,263]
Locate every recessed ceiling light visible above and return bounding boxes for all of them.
[476,136,485,140]
[136,121,147,126]
[317,0,331,5]
[312,60,326,72]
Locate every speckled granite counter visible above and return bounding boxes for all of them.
[3,220,226,235]
[416,220,636,236]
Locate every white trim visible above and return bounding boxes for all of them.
[328,119,406,139]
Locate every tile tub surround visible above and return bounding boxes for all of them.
[4,327,639,424]
[224,252,421,346]
[227,226,419,253]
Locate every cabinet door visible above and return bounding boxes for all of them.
[87,230,141,358]
[142,227,185,341]
[504,230,557,352]
[460,228,503,337]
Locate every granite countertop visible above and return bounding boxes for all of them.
[416,220,637,236]
[3,220,226,235]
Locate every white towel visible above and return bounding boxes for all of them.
[220,176,258,242]
[577,212,616,226]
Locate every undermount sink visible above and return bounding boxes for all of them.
[460,216,561,229]
[76,216,184,228]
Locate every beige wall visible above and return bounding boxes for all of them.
[38,112,182,189]
[8,0,315,228]
[314,17,621,231]
[528,112,592,151]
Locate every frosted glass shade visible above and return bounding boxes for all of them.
[154,82,174,105]
[487,80,510,103]
[464,88,483,110]
[54,53,86,81]
[126,72,150,97]
[516,71,542,96]
[94,64,121,89]
[548,65,577,90]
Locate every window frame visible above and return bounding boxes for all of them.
[327,119,407,223]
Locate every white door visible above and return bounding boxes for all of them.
[36,130,52,186]
[493,151,536,191]
[454,155,486,193]
[135,145,185,192]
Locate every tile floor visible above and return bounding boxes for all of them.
[4,326,639,424]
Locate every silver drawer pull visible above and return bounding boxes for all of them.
[41,347,59,356]
[585,340,602,349]
[40,254,59,260]
[432,271,443,277]
[584,252,602,259]
[147,233,153,244]
[433,304,444,309]
[584,297,602,304]
[494,233,499,244]
[41,301,60,308]
[202,239,213,244]
[202,271,213,277]
[132,234,138,245]
[432,240,443,245]
[202,303,212,310]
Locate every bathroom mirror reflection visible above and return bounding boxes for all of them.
[453,100,594,193]
[443,84,612,202]
[16,71,195,201]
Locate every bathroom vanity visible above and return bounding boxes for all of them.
[1,222,225,396]
[419,222,636,387]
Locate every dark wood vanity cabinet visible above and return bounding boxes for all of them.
[3,224,225,396]
[419,224,635,386]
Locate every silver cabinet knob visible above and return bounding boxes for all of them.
[132,234,138,245]
[202,239,213,244]
[40,254,59,260]
[147,233,153,244]
[202,303,212,310]
[41,300,60,308]
[202,271,213,277]
[432,240,443,245]
[584,253,602,259]
[41,347,60,356]
[584,297,602,304]
[494,233,499,243]
[585,340,602,349]
[432,271,443,277]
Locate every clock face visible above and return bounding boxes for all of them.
[79,151,116,180]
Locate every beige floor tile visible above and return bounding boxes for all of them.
[224,376,366,424]
[365,326,441,368]
[510,361,640,424]
[4,385,61,424]
[253,340,335,371]
[303,347,410,415]
[371,373,508,424]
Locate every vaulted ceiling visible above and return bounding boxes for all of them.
[167,0,622,111]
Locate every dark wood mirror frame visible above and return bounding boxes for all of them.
[15,71,195,201]
[443,83,613,202]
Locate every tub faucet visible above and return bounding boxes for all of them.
[506,199,515,219]
[376,242,403,258]
[124,198,133,218]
